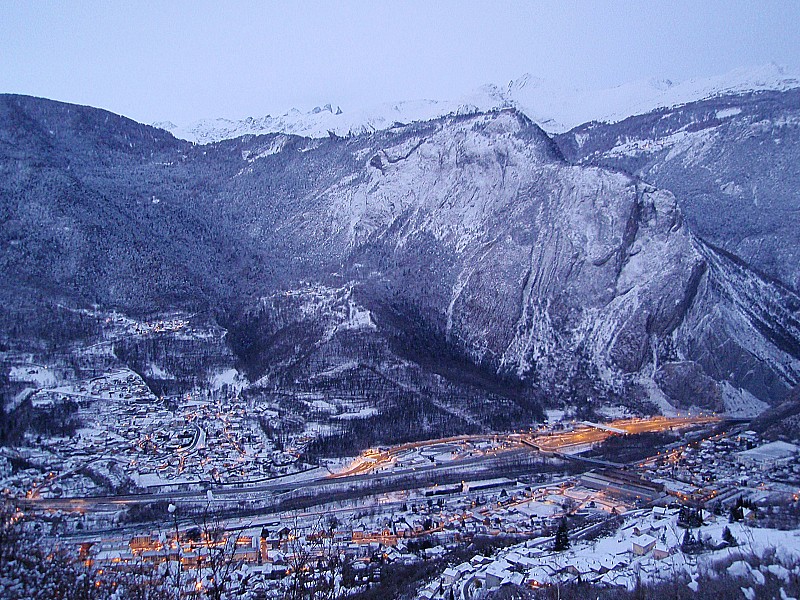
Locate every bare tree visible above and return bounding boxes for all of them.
[195,511,243,599]
[165,503,184,600]
[107,556,174,600]
[281,517,349,600]
[0,494,175,599]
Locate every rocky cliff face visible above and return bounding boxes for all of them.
[2,95,798,426]
[306,112,703,383]
[249,108,797,411]
[555,89,800,292]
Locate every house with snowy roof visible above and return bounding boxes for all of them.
[567,556,606,576]
[738,441,799,468]
[485,559,515,588]
[631,534,657,556]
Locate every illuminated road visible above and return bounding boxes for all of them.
[330,416,721,477]
[526,416,721,453]
[328,434,519,478]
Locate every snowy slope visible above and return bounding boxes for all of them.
[509,63,800,133]
[5,93,799,424]
[157,64,800,143]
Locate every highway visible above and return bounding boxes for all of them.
[331,416,721,477]
[25,448,535,512]
[526,415,720,453]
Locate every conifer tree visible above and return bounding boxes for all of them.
[553,518,570,551]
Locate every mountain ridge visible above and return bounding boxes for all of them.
[1,95,798,435]
[555,87,800,292]
[157,64,800,144]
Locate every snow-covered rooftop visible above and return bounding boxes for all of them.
[739,441,799,462]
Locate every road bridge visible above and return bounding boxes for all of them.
[581,421,627,435]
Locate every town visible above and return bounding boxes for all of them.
[5,353,800,598]
[3,311,800,598]
[26,419,800,599]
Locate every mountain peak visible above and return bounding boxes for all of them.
[155,64,800,144]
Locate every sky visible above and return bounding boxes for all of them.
[1,1,799,125]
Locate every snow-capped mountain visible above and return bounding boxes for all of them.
[157,64,800,144]
[3,94,798,430]
[509,63,800,132]
[155,96,502,144]
[226,109,799,415]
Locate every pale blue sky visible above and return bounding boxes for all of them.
[2,1,798,124]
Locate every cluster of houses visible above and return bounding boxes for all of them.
[131,318,188,336]
[417,504,792,599]
[640,429,800,508]
[87,521,419,580]
[14,369,309,500]
[74,474,644,596]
